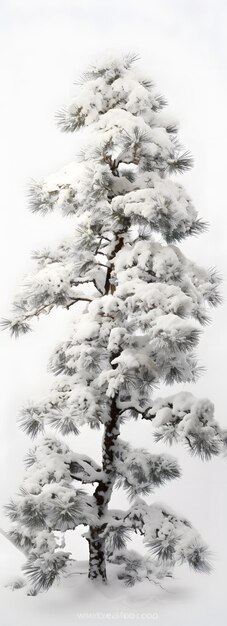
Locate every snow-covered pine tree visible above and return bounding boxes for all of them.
[3,53,227,593]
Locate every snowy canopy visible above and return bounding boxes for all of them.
[3,53,224,593]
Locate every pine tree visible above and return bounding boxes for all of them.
[2,53,227,593]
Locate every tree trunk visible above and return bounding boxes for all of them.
[88,527,107,582]
[88,397,120,582]
[88,234,124,582]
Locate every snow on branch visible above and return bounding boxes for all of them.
[114,439,181,498]
[108,499,211,583]
[102,497,211,587]
[5,437,98,572]
[22,550,70,594]
[1,268,93,338]
[55,53,168,133]
[146,391,226,459]
[69,452,103,483]
[112,180,205,243]
[111,549,172,587]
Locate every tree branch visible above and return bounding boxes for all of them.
[104,235,124,294]
[119,404,155,420]
[70,277,103,295]
[0,527,26,556]
[69,454,104,483]
[65,296,92,310]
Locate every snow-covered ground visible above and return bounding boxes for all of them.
[0,550,226,626]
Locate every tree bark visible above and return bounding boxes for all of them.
[88,397,120,582]
[88,527,107,582]
[88,234,124,582]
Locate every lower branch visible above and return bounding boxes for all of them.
[0,527,26,556]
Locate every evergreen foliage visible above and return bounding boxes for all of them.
[3,53,225,593]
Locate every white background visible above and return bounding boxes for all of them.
[0,1,226,624]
